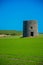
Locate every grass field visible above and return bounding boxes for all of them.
[0,34,43,65]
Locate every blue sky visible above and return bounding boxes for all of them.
[0,0,43,32]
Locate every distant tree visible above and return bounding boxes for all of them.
[0,33,2,34]
[11,33,16,36]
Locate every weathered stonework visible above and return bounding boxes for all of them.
[23,20,38,37]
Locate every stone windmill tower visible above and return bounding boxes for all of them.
[23,20,38,37]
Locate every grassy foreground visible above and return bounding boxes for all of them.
[0,34,43,65]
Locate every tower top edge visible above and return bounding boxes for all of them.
[23,20,38,24]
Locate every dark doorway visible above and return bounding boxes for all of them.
[31,32,34,36]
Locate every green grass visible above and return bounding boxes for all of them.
[0,34,43,65]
